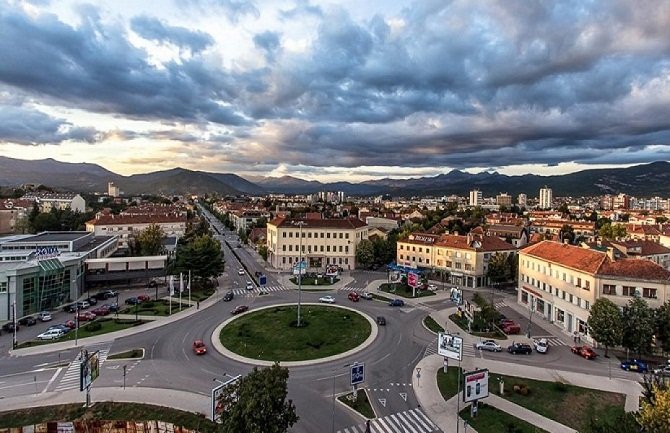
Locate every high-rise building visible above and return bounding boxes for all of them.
[539,186,553,209]
[496,193,512,208]
[518,193,527,208]
[108,182,120,197]
[613,193,630,210]
[469,189,482,206]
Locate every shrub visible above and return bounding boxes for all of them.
[85,321,102,332]
[553,381,568,393]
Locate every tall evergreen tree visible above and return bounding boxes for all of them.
[587,298,622,357]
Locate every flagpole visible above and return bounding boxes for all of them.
[188,270,191,304]
[169,275,174,316]
[179,272,183,311]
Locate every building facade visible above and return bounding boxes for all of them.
[22,193,86,213]
[266,217,369,271]
[85,213,187,249]
[539,187,553,210]
[469,190,482,207]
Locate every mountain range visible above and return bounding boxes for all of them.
[1,156,669,198]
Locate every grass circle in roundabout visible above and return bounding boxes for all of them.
[219,304,371,361]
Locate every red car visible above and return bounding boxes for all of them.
[193,339,207,355]
[64,320,77,329]
[76,311,97,322]
[92,305,110,316]
[348,292,360,302]
[137,295,151,302]
[501,321,521,335]
[571,345,598,359]
[231,305,249,315]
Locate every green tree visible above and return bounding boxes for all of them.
[258,244,269,261]
[598,222,626,240]
[219,363,298,433]
[173,234,225,287]
[134,224,165,256]
[621,297,655,357]
[487,252,512,285]
[588,211,598,222]
[238,228,249,244]
[587,298,622,357]
[355,239,375,269]
[559,224,575,244]
[655,301,670,354]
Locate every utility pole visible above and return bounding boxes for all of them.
[295,221,307,327]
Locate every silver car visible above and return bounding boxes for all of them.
[476,340,502,352]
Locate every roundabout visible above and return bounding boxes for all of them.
[211,303,378,366]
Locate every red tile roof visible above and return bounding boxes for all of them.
[521,241,607,274]
[269,217,367,229]
[598,258,670,280]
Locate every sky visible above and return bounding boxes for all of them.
[1,0,670,183]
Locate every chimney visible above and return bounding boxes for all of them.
[606,247,615,261]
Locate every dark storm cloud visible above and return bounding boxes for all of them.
[0,106,104,145]
[0,6,248,129]
[253,31,281,62]
[130,16,214,52]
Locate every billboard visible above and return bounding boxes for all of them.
[325,264,339,277]
[438,332,463,361]
[292,260,307,275]
[211,375,241,423]
[407,272,419,288]
[79,350,100,391]
[463,369,489,403]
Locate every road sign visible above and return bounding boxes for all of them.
[350,362,365,386]
[408,272,419,288]
[259,275,267,286]
[399,392,407,401]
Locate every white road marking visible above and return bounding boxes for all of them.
[42,367,62,393]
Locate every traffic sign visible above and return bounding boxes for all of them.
[408,272,419,288]
[350,362,365,386]
[259,275,267,286]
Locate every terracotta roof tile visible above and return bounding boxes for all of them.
[269,217,366,229]
[598,258,670,280]
[521,240,607,274]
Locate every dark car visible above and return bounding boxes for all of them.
[104,303,120,313]
[376,316,386,326]
[507,343,533,355]
[125,297,140,305]
[86,297,98,306]
[389,299,405,307]
[18,316,37,326]
[63,304,77,313]
[231,305,249,315]
[93,292,109,301]
[47,324,71,333]
[1,322,18,332]
[620,359,649,373]
[223,291,234,302]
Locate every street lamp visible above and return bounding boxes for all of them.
[294,221,307,327]
[331,363,351,433]
[526,297,535,338]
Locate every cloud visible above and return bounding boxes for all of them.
[253,31,281,62]
[130,16,214,52]
[178,0,259,22]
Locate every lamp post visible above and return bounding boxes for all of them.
[331,363,351,433]
[526,297,535,338]
[294,221,307,327]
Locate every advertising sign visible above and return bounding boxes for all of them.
[390,271,401,282]
[79,350,100,391]
[407,272,419,288]
[350,362,365,386]
[211,375,241,423]
[438,332,463,361]
[463,369,489,403]
[325,264,339,277]
[292,260,307,275]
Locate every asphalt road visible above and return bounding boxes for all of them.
[0,208,647,433]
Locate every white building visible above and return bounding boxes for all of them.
[22,193,86,213]
[107,182,120,197]
[85,213,187,249]
[539,187,553,210]
[518,193,527,208]
[469,190,482,207]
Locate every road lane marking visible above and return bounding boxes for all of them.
[42,367,63,394]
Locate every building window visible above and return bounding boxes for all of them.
[339,233,343,239]
[289,232,293,238]
[603,284,616,295]
[643,288,658,299]
[584,281,590,291]
[419,247,423,253]
[345,233,349,239]
[446,261,452,268]
[327,233,330,239]
[455,263,462,269]
[556,308,565,323]
[622,286,636,296]
[576,277,581,287]
[282,245,286,251]
[400,255,404,260]
[521,291,528,304]
[320,245,324,252]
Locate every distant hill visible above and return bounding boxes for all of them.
[1,156,668,197]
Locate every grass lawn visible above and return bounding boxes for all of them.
[107,348,144,360]
[120,299,191,316]
[459,403,549,433]
[289,276,340,285]
[189,289,215,302]
[436,366,464,400]
[220,305,371,361]
[17,319,147,348]
[424,315,445,333]
[450,313,507,340]
[379,283,436,299]
[490,373,626,432]
[371,293,392,302]
[0,402,217,433]
[338,389,375,419]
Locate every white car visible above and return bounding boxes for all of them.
[37,329,65,340]
[38,311,52,322]
[238,269,245,275]
[427,284,438,291]
[245,281,254,290]
[476,340,502,352]
[534,338,549,354]
[319,295,336,304]
[653,364,670,377]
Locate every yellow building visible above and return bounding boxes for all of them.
[266,216,368,271]
[519,241,670,343]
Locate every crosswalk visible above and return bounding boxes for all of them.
[231,285,290,296]
[531,335,568,347]
[423,337,476,358]
[339,287,366,292]
[54,346,110,392]
[494,301,506,309]
[337,408,439,433]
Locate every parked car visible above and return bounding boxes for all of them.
[64,320,76,329]
[389,299,405,307]
[92,305,111,316]
[238,268,245,275]
[37,329,65,340]
[319,295,336,304]
[86,297,98,306]
[38,311,52,322]
[137,295,151,302]
[103,290,119,298]
[105,303,120,313]
[47,324,71,333]
[63,304,77,313]
[223,290,234,302]
[76,300,90,309]
[125,297,140,305]
[245,281,254,290]
[501,321,521,335]
[18,316,37,326]
[620,359,649,373]
[231,305,249,315]
[427,284,438,291]
[348,292,360,302]
[533,338,549,354]
[360,291,373,300]
[192,339,207,355]
[653,364,670,377]
[571,345,598,360]
[476,340,502,352]
[507,343,533,355]
[76,311,97,322]
[1,322,18,332]
[376,316,386,326]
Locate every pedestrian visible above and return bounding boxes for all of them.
[577,333,581,343]
[197,301,200,309]
[573,332,578,343]
[364,420,371,433]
